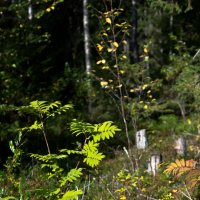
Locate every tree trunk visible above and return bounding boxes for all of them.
[28,0,32,20]
[174,137,187,156]
[136,129,147,149]
[129,0,139,63]
[147,154,161,176]
[83,0,92,115]
[83,0,91,75]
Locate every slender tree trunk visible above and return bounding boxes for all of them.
[83,0,92,114]
[28,0,33,20]
[130,0,139,63]
[83,0,91,75]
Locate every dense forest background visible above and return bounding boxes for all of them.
[0,0,200,199]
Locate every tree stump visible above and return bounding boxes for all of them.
[136,129,147,149]
[147,154,161,176]
[174,136,186,156]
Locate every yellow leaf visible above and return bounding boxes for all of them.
[144,105,148,109]
[142,84,148,90]
[116,84,122,88]
[102,66,109,70]
[122,40,127,44]
[141,188,146,192]
[103,33,108,36]
[116,23,122,27]
[180,159,185,166]
[187,119,191,125]
[46,7,51,12]
[97,44,103,51]
[100,81,108,87]
[105,17,112,24]
[120,195,126,200]
[107,48,113,52]
[144,47,148,53]
[96,60,102,65]
[175,159,182,167]
[186,160,191,167]
[122,55,127,59]
[96,59,106,65]
[130,89,134,93]
[102,59,106,64]
[113,42,119,48]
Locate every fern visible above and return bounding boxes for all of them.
[18,100,73,118]
[30,153,68,163]
[47,103,73,117]
[70,121,94,136]
[165,159,199,190]
[93,121,121,142]
[59,149,83,155]
[83,150,105,168]
[60,190,83,200]
[2,197,17,200]
[60,168,83,186]
[82,141,105,167]
[30,100,48,114]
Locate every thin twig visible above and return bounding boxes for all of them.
[41,122,51,154]
[193,49,200,60]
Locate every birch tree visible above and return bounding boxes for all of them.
[83,0,91,75]
[130,0,139,63]
[28,0,32,20]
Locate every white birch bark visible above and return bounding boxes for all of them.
[83,0,91,75]
[130,0,139,63]
[28,0,33,20]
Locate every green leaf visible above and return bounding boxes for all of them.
[9,141,15,153]
[93,121,121,142]
[70,121,94,136]
[83,150,105,168]
[60,168,83,186]
[2,197,17,200]
[60,190,83,200]
[82,141,105,167]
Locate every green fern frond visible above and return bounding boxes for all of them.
[70,121,94,136]
[81,141,105,167]
[28,101,73,117]
[30,153,68,163]
[93,121,121,142]
[59,149,82,155]
[60,168,83,186]
[47,103,73,117]
[83,150,105,168]
[21,120,42,132]
[60,190,83,200]
[1,197,17,200]
[82,140,99,153]
[30,100,48,114]
[41,163,64,178]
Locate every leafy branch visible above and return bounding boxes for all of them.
[164,159,200,190]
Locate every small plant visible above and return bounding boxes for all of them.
[165,159,199,189]
[1,100,120,200]
[164,159,200,199]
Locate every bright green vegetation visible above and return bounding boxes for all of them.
[0,0,200,199]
